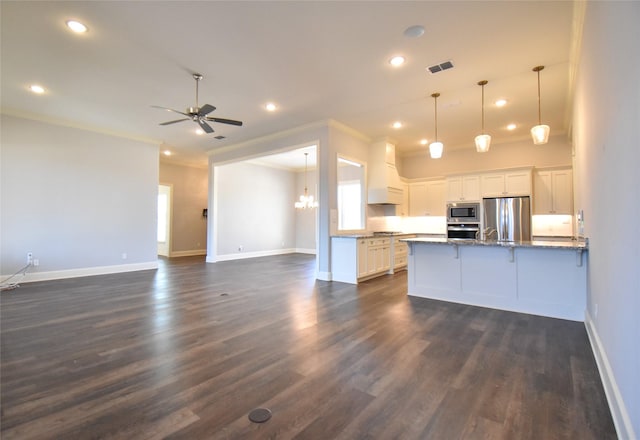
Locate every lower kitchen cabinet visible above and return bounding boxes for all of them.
[331,236,391,284]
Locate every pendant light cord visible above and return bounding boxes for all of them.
[431,93,440,142]
[481,83,485,134]
[537,69,542,125]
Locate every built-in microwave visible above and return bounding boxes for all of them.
[447,202,480,223]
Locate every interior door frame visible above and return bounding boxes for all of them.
[157,183,173,257]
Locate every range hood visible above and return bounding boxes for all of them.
[368,140,403,205]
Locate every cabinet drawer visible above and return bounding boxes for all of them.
[394,256,408,268]
[369,238,390,246]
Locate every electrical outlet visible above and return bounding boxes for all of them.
[33,259,39,267]
[27,252,33,265]
[238,245,243,252]
[121,253,127,260]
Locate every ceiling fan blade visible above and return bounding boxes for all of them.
[159,118,190,126]
[206,117,243,126]
[151,105,190,117]
[197,119,214,133]
[198,104,216,116]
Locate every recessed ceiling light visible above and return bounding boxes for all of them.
[163,150,172,156]
[392,121,402,129]
[265,102,277,112]
[495,99,508,107]
[420,139,428,145]
[507,123,517,130]
[29,84,45,94]
[66,20,88,33]
[195,129,204,135]
[389,56,405,67]
[404,25,425,38]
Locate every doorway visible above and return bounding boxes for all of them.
[157,184,172,257]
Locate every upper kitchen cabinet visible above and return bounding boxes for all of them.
[446,175,480,202]
[481,168,532,197]
[410,180,445,216]
[533,168,573,214]
[368,140,403,205]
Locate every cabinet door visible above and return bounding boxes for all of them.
[462,176,481,201]
[551,169,573,214]
[367,244,377,275]
[382,245,391,271]
[533,171,553,214]
[481,174,506,197]
[409,182,428,216]
[446,177,462,201]
[399,183,409,216]
[358,240,368,277]
[425,180,446,216]
[504,171,532,196]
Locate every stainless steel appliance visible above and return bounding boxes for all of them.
[447,223,480,240]
[447,202,480,223]
[482,196,531,241]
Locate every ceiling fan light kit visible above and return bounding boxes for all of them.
[153,73,243,134]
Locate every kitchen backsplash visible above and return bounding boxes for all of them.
[531,214,574,237]
[368,215,447,234]
[368,214,573,237]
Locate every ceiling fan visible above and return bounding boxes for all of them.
[152,73,243,133]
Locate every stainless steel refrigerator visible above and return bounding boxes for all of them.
[482,196,531,241]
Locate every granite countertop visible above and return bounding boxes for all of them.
[401,237,588,250]
[332,232,422,239]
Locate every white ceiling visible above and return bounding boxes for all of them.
[1,1,576,168]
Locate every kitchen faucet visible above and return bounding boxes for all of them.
[483,227,497,240]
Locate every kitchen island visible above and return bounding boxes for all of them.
[402,237,588,321]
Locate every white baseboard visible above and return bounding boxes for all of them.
[585,310,635,440]
[169,249,207,257]
[13,261,159,284]
[215,248,298,262]
[295,248,317,255]
[316,271,332,281]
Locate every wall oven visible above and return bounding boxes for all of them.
[447,202,480,223]
[447,224,480,240]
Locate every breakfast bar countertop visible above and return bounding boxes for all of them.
[401,237,588,250]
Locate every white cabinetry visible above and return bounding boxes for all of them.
[397,183,409,216]
[410,180,445,216]
[481,169,532,197]
[533,168,573,214]
[331,236,391,284]
[446,175,480,202]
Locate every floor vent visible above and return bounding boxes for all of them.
[427,60,454,74]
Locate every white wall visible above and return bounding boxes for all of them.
[214,162,297,257]
[159,162,208,255]
[574,2,639,438]
[0,115,158,280]
[399,135,572,179]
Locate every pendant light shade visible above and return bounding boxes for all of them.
[531,65,550,145]
[429,92,443,159]
[474,80,491,153]
[294,152,318,209]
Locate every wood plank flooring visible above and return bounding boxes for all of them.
[1,254,616,439]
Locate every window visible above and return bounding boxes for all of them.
[337,156,365,231]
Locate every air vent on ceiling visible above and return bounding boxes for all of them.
[427,60,454,74]
[214,135,226,140]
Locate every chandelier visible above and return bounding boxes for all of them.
[295,152,318,209]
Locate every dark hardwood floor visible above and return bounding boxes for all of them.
[1,254,616,439]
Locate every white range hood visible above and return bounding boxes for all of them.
[368,140,403,205]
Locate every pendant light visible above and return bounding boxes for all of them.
[429,93,443,159]
[294,152,318,209]
[531,65,550,145]
[475,80,491,153]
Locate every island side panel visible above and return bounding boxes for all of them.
[460,245,518,303]
[408,243,461,299]
[516,247,587,321]
[330,237,358,284]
